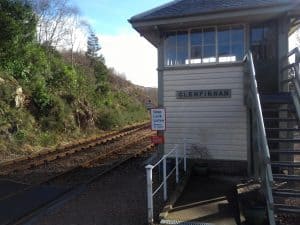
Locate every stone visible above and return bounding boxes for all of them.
[15,87,25,108]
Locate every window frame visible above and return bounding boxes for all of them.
[164,31,189,66]
[164,24,246,67]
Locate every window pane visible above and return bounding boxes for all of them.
[232,25,244,43]
[165,48,176,66]
[218,27,230,44]
[232,43,244,60]
[177,47,188,65]
[177,31,188,47]
[251,27,263,44]
[165,32,176,48]
[203,27,215,45]
[218,44,230,56]
[203,45,216,58]
[191,46,202,59]
[191,29,202,45]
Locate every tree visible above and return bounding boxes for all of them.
[64,18,93,67]
[0,0,37,63]
[86,31,102,62]
[85,31,107,92]
[31,0,80,49]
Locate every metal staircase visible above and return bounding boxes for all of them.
[261,93,300,220]
[244,50,300,225]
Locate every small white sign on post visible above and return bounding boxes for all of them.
[151,108,166,131]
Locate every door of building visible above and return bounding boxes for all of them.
[250,21,279,94]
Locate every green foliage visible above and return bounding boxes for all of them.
[0,0,150,156]
[0,0,37,64]
[38,132,57,147]
[86,31,101,61]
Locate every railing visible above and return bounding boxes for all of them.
[281,47,300,120]
[145,142,187,224]
[244,51,275,225]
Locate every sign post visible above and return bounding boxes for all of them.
[145,100,154,111]
[151,108,166,131]
[150,108,166,145]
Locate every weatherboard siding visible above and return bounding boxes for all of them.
[163,65,248,161]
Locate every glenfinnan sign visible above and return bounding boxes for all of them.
[176,89,231,99]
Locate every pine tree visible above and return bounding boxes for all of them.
[86,31,102,62]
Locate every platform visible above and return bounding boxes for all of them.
[161,174,245,225]
[0,179,69,225]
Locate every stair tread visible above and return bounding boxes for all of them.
[270,150,300,154]
[271,162,300,169]
[264,118,297,121]
[263,109,296,112]
[275,204,300,213]
[268,138,300,142]
[273,174,300,181]
[266,128,300,131]
[273,190,300,197]
[261,93,293,103]
[272,161,300,166]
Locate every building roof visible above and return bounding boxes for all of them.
[130,0,293,23]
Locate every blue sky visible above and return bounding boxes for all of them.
[72,0,170,35]
[70,0,170,87]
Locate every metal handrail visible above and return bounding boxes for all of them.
[244,51,275,225]
[145,142,187,224]
[285,47,300,59]
[281,47,300,120]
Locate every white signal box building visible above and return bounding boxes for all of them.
[130,0,300,173]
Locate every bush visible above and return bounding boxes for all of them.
[13,130,26,144]
[38,132,57,147]
[95,109,120,130]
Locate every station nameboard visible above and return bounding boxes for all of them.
[151,108,166,131]
[176,89,231,99]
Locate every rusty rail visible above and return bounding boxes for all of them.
[0,121,150,174]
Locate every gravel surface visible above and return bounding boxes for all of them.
[31,156,162,225]
[2,130,152,184]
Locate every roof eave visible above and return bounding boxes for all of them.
[130,3,293,28]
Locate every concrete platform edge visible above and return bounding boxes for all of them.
[159,169,192,221]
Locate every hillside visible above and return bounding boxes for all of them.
[0,1,157,160]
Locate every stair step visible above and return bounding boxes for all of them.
[263,109,296,113]
[261,93,293,104]
[270,150,300,154]
[266,128,300,132]
[160,220,213,225]
[268,138,300,143]
[273,189,300,198]
[274,204,300,214]
[272,162,300,167]
[264,118,298,122]
[273,174,300,181]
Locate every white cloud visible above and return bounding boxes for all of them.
[289,31,299,51]
[99,30,157,87]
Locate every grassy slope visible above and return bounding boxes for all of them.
[0,50,156,160]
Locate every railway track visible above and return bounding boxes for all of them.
[0,121,150,175]
[0,122,156,225]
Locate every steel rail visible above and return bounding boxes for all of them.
[0,121,150,174]
[0,128,153,202]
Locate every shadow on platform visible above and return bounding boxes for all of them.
[0,179,69,225]
[163,174,245,225]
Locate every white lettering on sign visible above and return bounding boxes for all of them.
[151,108,166,131]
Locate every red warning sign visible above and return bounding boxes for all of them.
[151,136,164,144]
